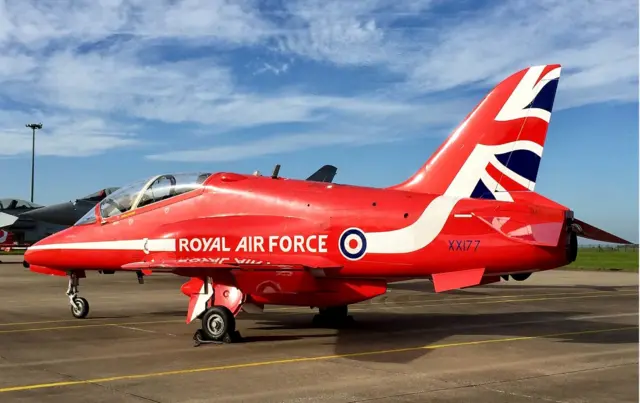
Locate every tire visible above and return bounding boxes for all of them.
[511,272,532,282]
[70,297,90,319]
[201,306,235,341]
[319,305,348,318]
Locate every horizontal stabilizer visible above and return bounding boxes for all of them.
[572,218,633,245]
[0,212,18,228]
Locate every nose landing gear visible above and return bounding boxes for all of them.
[67,271,90,319]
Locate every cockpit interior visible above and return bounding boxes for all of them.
[0,199,43,211]
[75,173,212,225]
[79,188,120,203]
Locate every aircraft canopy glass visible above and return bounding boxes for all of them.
[0,199,43,210]
[87,172,212,221]
[80,187,120,202]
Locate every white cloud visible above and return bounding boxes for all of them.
[146,127,406,162]
[0,0,636,160]
[147,132,368,162]
[254,62,290,76]
[0,111,140,157]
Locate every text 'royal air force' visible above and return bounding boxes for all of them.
[177,235,329,253]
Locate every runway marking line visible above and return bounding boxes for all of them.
[0,289,634,326]
[0,320,180,334]
[0,291,636,334]
[0,325,636,393]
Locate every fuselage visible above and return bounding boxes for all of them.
[25,171,572,279]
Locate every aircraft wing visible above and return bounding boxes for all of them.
[122,254,343,324]
[121,254,342,276]
[0,212,18,229]
[305,165,338,183]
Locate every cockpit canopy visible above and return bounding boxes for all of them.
[74,172,212,225]
[0,198,43,210]
[79,187,120,202]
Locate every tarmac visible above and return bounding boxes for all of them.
[0,256,637,402]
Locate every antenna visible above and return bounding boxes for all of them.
[271,164,281,179]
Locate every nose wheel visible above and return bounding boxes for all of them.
[66,272,90,319]
[70,297,90,319]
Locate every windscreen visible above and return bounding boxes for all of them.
[137,173,212,209]
[86,173,213,220]
[74,205,98,226]
[98,178,149,219]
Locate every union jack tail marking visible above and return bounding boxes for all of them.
[389,64,561,202]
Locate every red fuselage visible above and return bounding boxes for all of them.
[25,172,572,281]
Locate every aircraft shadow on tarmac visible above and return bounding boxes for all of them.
[246,309,638,364]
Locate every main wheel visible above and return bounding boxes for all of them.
[201,306,235,341]
[319,305,348,317]
[511,272,532,282]
[313,305,353,327]
[70,297,90,319]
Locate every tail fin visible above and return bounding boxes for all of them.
[389,64,561,202]
[306,165,338,183]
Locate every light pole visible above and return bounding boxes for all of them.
[25,123,42,203]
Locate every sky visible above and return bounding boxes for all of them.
[0,0,638,244]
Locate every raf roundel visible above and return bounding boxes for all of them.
[339,227,367,261]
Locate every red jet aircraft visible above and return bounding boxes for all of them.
[23,64,632,344]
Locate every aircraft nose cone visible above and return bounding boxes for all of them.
[23,245,34,267]
[23,235,56,268]
[23,238,41,259]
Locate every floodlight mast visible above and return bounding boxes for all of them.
[25,123,43,203]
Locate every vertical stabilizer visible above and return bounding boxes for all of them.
[389,64,561,202]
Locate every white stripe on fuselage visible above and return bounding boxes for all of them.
[27,198,465,256]
[366,195,463,254]
[27,239,176,252]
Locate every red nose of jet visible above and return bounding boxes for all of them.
[23,237,52,269]
[22,229,72,271]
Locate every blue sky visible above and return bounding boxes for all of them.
[0,0,637,243]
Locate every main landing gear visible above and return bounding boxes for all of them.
[193,307,243,347]
[67,272,89,319]
[312,305,355,328]
[501,272,533,282]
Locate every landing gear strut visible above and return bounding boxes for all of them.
[67,272,89,319]
[193,307,243,347]
[312,305,355,327]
